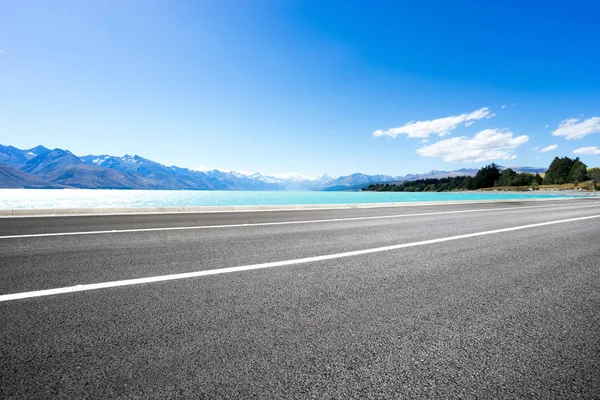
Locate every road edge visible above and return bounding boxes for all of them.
[0,197,585,218]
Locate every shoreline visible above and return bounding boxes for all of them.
[482,189,599,196]
[1,195,594,218]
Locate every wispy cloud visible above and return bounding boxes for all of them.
[373,107,493,139]
[501,105,506,109]
[545,124,550,128]
[573,146,600,155]
[540,144,558,153]
[416,129,529,163]
[551,116,600,139]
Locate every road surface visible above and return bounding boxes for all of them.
[1,198,600,398]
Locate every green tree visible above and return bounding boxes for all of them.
[544,156,575,184]
[461,176,476,190]
[512,173,535,186]
[497,168,517,186]
[474,163,501,188]
[589,167,600,180]
[588,167,600,190]
[568,158,587,184]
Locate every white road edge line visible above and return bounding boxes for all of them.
[1,214,599,302]
[1,202,597,240]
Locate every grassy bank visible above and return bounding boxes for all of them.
[480,180,598,192]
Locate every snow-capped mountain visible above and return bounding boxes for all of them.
[201,169,285,191]
[249,172,336,190]
[16,149,157,189]
[0,144,535,190]
[0,144,50,167]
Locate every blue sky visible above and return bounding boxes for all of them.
[1,0,599,177]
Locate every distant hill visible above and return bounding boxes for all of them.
[0,163,63,188]
[391,168,479,184]
[320,169,481,191]
[40,164,159,189]
[503,166,547,174]
[21,148,84,176]
[321,173,397,191]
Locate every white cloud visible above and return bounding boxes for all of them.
[419,139,429,144]
[373,107,492,139]
[540,144,558,152]
[532,146,540,151]
[545,124,550,128]
[501,105,506,109]
[416,129,529,163]
[465,121,475,127]
[573,146,600,155]
[551,116,600,139]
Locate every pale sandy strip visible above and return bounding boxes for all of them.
[1,214,598,302]
[0,196,584,218]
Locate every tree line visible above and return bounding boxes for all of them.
[364,156,598,192]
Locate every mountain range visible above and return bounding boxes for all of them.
[0,145,546,190]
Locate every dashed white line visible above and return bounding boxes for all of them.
[1,213,598,302]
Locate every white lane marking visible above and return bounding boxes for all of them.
[1,214,599,302]
[0,202,597,240]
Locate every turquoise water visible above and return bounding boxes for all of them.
[0,189,579,209]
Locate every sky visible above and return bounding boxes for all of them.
[1,0,599,178]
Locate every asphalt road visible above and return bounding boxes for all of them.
[1,198,600,398]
